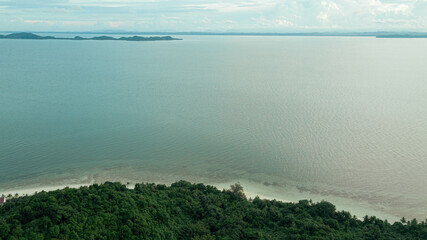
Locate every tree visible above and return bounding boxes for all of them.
[229,183,246,200]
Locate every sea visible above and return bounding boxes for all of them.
[1,35,426,221]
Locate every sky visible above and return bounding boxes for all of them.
[1,0,427,32]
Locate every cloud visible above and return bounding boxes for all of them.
[321,1,339,11]
[136,17,153,25]
[342,0,411,16]
[275,16,294,26]
[24,20,57,25]
[23,19,97,26]
[317,12,328,22]
[366,0,410,15]
[184,1,276,13]
[61,20,96,26]
[108,21,123,27]
[1,0,427,32]
[252,16,294,27]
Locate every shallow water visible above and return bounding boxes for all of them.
[1,36,426,220]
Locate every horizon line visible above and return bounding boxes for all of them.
[1,30,427,35]
[1,31,427,39]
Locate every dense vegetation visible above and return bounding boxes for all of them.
[0,33,181,41]
[0,181,426,240]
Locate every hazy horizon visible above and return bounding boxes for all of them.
[2,30,427,34]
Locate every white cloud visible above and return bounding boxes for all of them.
[108,21,123,27]
[366,0,410,15]
[321,1,339,11]
[24,20,57,25]
[63,21,96,26]
[185,0,276,13]
[275,16,294,26]
[165,16,181,20]
[136,17,153,25]
[345,0,411,16]
[201,17,211,24]
[2,0,427,32]
[316,1,340,24]
[317,12,328,22]
[252,16,294,27]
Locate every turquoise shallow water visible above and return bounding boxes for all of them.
[0,36,426,220]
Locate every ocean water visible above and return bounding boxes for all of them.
[1,36,426,220]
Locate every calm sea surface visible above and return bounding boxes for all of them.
[1,36,426,220]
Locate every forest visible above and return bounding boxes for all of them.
[0,181,426,239]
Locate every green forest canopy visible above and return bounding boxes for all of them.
[0,181,426,240]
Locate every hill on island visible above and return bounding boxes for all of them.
[0,32,181,41]
[0,181,426,239]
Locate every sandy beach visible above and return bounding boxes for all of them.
[1,176,400,223]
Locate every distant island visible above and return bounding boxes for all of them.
[376,33,427,38]
[2,32,427,40]
[1,181,426,239]
[0,32,182,41]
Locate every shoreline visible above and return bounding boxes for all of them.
[1,177,400,223]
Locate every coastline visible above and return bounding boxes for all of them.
[2,183,91,197]
[1,177,400,223]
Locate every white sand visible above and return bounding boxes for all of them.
[1,177,400,222]
[214,179,400,222]
[2,183,92,197]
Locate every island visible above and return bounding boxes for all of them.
[0,32,182,41]
[0,181,426,239]
[376,33,427,38]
